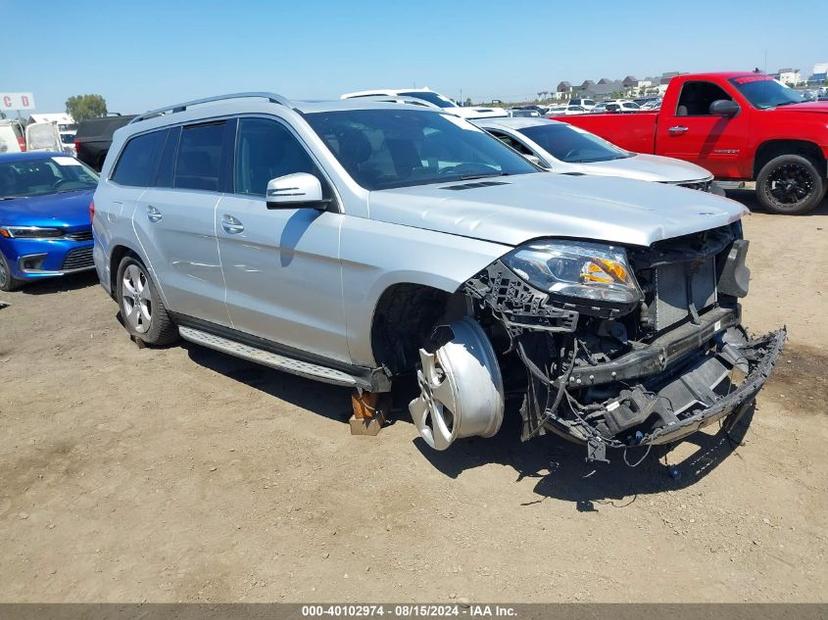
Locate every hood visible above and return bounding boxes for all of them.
[578,153,712,184]
[772,101,828,115]
[0,189,94,228]
[367,173,745,248]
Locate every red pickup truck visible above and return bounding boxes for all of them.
[559,72,828,214]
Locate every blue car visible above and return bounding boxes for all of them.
[0,151,98,291]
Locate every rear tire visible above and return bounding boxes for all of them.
[0,252,23,292]
[756,154,825,215]
[116,255,178,346]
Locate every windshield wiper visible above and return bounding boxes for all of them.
[773,101,803,108]
[456,172,513,181]
[0,196,18,201]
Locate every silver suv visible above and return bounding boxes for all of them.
[92,93,785,463]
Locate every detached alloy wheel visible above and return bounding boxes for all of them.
[0,252,23,292]
[756,154,826,215]
[116,256,178,346]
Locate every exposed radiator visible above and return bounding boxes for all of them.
[653,258,717,331]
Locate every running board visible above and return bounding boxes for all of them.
[178,325,359,388]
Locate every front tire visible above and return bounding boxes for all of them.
[116,256,178,346]
[0,252,23,292]
[756,154,826,215]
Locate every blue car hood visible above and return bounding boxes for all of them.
[0,190,94,228]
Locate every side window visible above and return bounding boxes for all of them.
[676,81,732,116]
[154,126,180,188]
[234,118,324,197]
[490,131,533,156]
[174,121,231,192]
[111,130,166,187]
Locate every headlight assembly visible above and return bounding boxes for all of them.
[0,226,64,239]
[502,240,642,307]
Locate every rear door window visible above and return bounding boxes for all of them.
[111,130,166,187]
[174,121,233,192]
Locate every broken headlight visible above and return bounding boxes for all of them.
[503,240,642,306]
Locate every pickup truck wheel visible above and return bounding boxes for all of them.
[116,256,178,346]
[756,154,825,215]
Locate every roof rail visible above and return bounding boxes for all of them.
[343,95,441,110]
[129,92,291,124]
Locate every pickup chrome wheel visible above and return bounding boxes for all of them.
[409,318,505,451]
[115,255,179,346]
[757,154,825,215]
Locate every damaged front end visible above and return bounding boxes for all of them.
[411,222,785,463]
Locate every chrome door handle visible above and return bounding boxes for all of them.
[221,214,244,234]
[668,125,688,135]
[146,205,163,223]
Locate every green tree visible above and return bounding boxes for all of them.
[65,94,107,121]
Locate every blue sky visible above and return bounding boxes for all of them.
[1,0,826,114]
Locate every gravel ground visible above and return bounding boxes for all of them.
[0,192,826,603]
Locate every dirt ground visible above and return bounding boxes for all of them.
[1,191,826,603]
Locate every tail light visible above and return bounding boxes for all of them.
[17,136,25,152]
[74,139,80,154]
[89,199,95,223]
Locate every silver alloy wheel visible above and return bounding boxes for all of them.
[409,318,505,451]
[121,264,152,334]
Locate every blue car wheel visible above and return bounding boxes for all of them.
[0,251,23,292]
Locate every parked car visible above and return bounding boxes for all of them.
[569,98,597,111]
[559,72,828,214]
[341,88,508,119]
[92,93,783,464]
[547,104,587,116]
[74,114,137,171]
[604,100,641,113]
[0,151,98,291]
[508,108,541,118]
[28,113,77,154]
[0,120,25,154]
[25,122,65,153]
[474,117,723,193]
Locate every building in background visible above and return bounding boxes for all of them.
[775,68,801,86]
[808,62,828,84]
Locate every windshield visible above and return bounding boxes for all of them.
[0,156,99,198]
[519,123,631,163]
[730,76,804,109]
[398,91,456,109]
[305,109,538,190]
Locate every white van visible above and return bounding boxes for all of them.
[27,113,77,154]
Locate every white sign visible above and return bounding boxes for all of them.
[0,92,36,111]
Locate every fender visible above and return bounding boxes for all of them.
[339,215,511,366]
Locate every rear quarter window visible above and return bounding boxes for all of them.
[111,130,167,187]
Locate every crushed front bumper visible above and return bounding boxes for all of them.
[632,327,785,446]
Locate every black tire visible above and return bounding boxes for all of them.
[756,154,825,215]
[115,255,178,346]
[0,252,23,292]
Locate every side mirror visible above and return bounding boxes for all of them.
[525,154,542,166]
[709,99,740,118]
[266,173,327,209]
